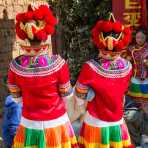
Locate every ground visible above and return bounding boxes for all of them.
[0,118,5,148]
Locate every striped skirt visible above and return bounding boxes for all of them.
[127,77,148,103]
[13,113,78,148]
[78,112,134,148]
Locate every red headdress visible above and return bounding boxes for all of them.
[91,13,132,53]
[16,1,57,42]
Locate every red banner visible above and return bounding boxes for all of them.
[112,0,147,30]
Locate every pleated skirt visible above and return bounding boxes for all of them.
[128,77,148,103]
[13,113,78,148]
[78,112,134,148]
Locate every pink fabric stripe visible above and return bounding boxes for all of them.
[66,122,76,138]
[120,123,129,140]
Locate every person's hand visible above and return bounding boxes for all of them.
[79,113,86,123]
[144,59,148,68]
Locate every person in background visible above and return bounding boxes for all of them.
[140,52,148,148]
[2,95,22,148]
[67,88,95,137]
[124,95,142,147]
[125,29,148,148]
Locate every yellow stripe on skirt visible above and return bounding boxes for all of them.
[78,113,134,148]
[13,114,78,148]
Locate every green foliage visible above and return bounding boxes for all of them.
[48,0,112,82]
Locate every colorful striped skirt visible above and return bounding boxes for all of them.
[127,77,148,103]
[13,113,78,148]
[78,112,134,148]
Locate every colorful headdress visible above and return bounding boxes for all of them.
[16,1,57,42]
[91,13,132,53]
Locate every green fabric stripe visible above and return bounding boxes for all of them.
[110,125,121,142]
[101,125,122,144]
[101,127,110,144]
[129,83,141,93]
[25,128,46,148]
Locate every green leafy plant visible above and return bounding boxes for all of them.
[48,0,112,81]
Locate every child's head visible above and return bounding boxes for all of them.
[135,29,147,46]
[15,1,57,56]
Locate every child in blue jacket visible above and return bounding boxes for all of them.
[2,95,22,148]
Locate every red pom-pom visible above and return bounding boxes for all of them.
[34,9,44,20]
[16,13,25,22]
[35,30,48,41]
[45,25,55,34]
[95,21,103,31]
[91,27,97,37]
[91,16,132,51]
[123,27,131,35]
[16,4,57,41]
[45,15,57,25]
[16,23,27,40]
[91,23,101,39]
[115,41,124,51]
[91,35,106,49]
[123,36,130,45]
[102,21,113,32]
[24,11,33,20]
[113,21,122,33]
[39,5,51,15]
[91,21,106,49]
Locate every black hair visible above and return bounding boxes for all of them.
[136,28,147,35]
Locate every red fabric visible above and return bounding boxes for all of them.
[8,63,70,121]
[77,63,132,122]
[132,43,148,78]
[123,145,135,148]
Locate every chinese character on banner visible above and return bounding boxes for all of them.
[123,12,141,27]
[125,0,141,9]
[124,0,141,28]
[112,0,147,30]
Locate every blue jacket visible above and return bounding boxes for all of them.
[2,95,22,148]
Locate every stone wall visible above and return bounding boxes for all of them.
[0,0,35,115]
[0,0,30,19]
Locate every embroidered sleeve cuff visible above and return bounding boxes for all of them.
[75,82,88,99]
[7,84,20,93]
[59,81,73,97]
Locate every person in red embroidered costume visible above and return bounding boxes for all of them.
[127,29,148,102]
[74,13,134,148]
[125,29,148,147]
[7,1,78,148]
